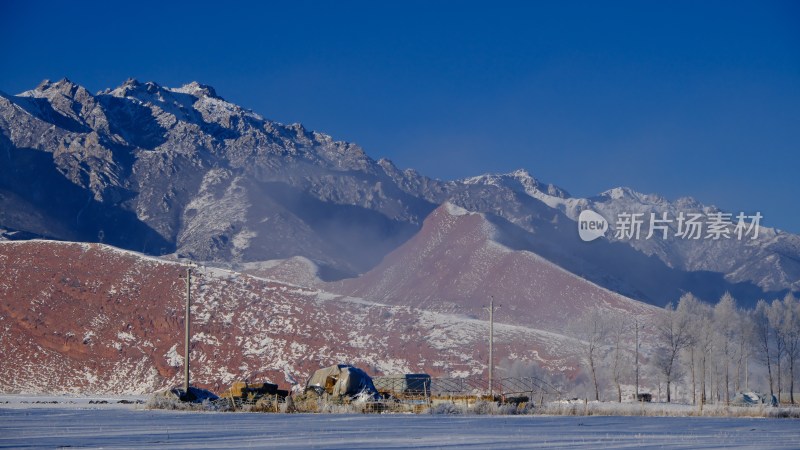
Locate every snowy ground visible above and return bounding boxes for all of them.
[2,398,800,449]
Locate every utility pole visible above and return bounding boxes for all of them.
[484,296,500,399]
[183,267,192,394]
[489,296,494,399]
[635,319,641,400]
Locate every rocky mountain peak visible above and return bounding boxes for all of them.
[598,186,670,206]
[601,186,637,200]
[120,77,141,88]
[173,81,219,99]
[509,169,571,199]
[34,78,54,91]
[24,77,89,100]
[107,79,165,99]
[462,169,570,200]
[33,77,72,90]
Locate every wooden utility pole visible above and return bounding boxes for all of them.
[635,319,640,400]
[635,319,639,399]
[484,296,500,399]
[183,267,192,393]
[489,296,494,399]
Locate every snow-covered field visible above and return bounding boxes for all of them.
[2,398,800,449]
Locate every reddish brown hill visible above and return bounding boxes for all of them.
[336,203,656,333]
[0,240,584,394]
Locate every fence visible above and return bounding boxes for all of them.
[375,376,562,405]
[214,376,564,412]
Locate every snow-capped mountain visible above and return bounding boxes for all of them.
[0,78,797,308]
[0,78,434,276]
[459,169,800,303]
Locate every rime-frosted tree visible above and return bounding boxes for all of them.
[735,307,754,394]
[713,292,740,405]
[654,297,693,402]
[767,299,787,401]
[569,307,609,401]
[677,294,715,405]
[605,310,630,402]
[678,294,703,405]
[772,294,799,404]
[752,300,776,397]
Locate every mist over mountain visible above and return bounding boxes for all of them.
[1,78,797,307]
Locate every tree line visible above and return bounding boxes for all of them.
[570,292,799,405]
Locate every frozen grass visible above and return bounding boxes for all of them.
[144,394,232,412]
[424,399,800,418]
[145,390,395,414]
[534,401,800,418]
[142,390,800,419]
[428,400,533,415]
[138,389,791,419]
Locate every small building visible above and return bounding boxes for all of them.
[373,373,432,397]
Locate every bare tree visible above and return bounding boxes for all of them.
[570,307,609,401]
[682,341,699,405]
[752,300,776,397]
[678,295,702,405]
[654,297,693,402]
[606,310,629,402]
[713,292,740,405]
[787,294,800,405]
[735,310,754,393]
[774,294,799,404]
[767,299,787,403]
[686,296,715,406]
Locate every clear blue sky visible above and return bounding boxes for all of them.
[1,1,798,232]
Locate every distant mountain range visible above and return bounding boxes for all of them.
[1,78,798,310]
[2,78,796,394]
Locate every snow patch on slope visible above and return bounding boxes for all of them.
[444,202,473,217]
